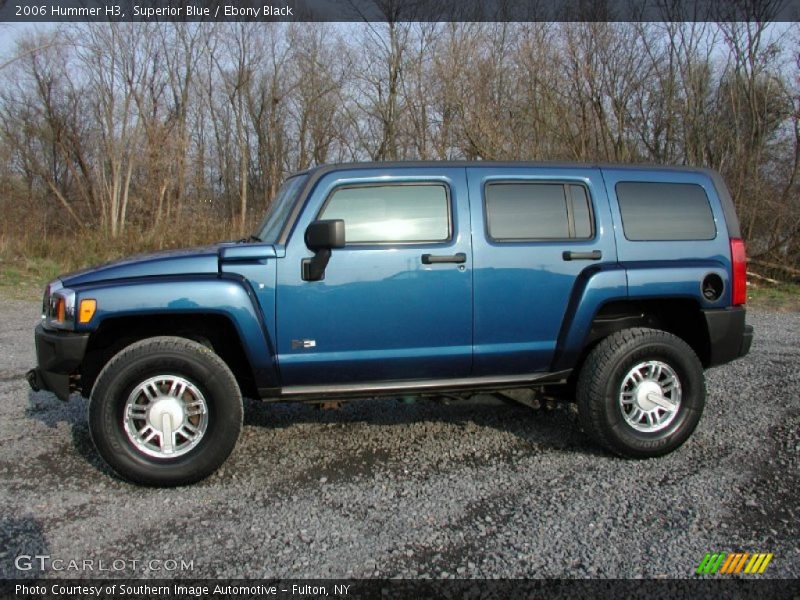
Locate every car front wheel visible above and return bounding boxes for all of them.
[89,336,243,486]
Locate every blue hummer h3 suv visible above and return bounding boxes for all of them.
[28,162,753,486]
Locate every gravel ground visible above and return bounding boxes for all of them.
[0,297,797,580]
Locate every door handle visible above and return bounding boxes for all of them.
[562,250,602,261]
[421,252,467,265]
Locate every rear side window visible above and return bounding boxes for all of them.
[485,182,594,241]
[320,183,450,244]
[616,182,716,241]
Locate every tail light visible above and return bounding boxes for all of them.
[730,238,747,305]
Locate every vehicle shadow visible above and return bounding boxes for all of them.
[23,388,603,486]
[242,392,602,457]
[25,390,115,480]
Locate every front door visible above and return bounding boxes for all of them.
[276,167,473,387]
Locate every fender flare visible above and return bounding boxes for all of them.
[73,275,279,389]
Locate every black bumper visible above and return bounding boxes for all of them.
[703,306,753,368]
[28,324,89,401]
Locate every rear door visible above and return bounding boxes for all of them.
[466,166,617,374]
[276,167,473,386]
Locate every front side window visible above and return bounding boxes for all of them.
[616,182,716,241]
[485,182,594,241]
[320,183,450,244]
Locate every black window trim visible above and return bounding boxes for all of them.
[316,180,454,247]
[482,179,597,243]
[614,181,718,242]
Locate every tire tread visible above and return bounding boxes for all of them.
[89,336,242,486]
[576,327,704,458]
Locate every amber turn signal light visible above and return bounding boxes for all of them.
[55,297,66,322]
[78,299,97,324]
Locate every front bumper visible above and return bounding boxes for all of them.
[27,324,89,401]
[703,306,753,368]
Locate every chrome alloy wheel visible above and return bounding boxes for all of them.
[123,375,208,458]
[618,361,682,433]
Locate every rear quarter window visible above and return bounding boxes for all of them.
[616,182,716,241]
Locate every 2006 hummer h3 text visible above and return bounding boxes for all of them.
[28,162,753,486]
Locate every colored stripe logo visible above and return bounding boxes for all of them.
[696,552,773,575]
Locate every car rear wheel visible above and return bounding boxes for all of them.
[576,328,705,458]
[89,336,242,486]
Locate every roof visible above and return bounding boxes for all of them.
[292,160,713,179]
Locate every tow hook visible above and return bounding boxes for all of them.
[26,369,41,392]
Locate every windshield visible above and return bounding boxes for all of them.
[255,175,308,243]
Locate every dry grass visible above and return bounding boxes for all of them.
[747,281,800,312]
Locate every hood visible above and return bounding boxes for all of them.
[59,245,222,287]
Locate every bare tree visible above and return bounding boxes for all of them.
[2,20,800,276]
[74,24,149,236]
[0,31,87,227]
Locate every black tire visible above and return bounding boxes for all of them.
[89,336,243,486]
[576,328,705,458]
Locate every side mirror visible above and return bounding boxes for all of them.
[305,220,345,251]
[302,220,345,281]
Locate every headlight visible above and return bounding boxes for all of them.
[42,280,76,330]
[41,279,61,319]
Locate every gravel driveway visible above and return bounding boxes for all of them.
[0,297,797,579]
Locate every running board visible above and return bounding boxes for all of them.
[259,370,572,401]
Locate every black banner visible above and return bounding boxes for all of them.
[1,0,800,22]
[2,579,800,600]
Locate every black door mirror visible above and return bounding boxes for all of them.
[302,219,345,281]
[305,220,345,251]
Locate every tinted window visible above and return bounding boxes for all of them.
[321,184,449,243]
[485,182,593,240]
[616,182,716,241]
[569,185,592,238]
